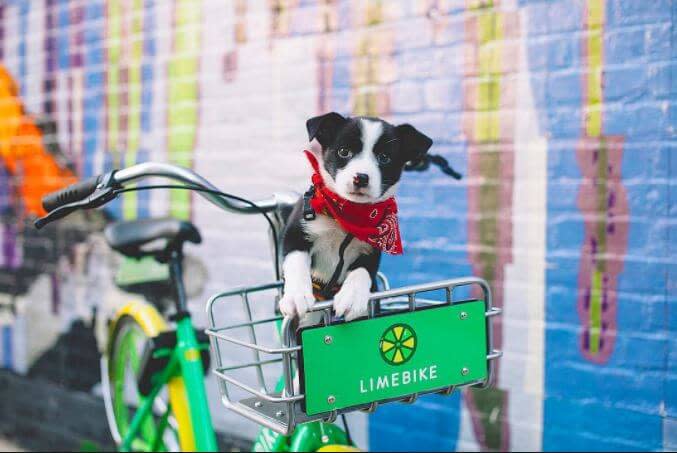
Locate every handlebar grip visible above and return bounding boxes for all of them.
[42,175,102,213]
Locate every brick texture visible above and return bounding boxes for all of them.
[0,0,673,451]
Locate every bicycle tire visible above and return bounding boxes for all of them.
[105,302,196,451]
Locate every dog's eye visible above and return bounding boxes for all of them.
[337,148,353,159]
[377,153,391,165]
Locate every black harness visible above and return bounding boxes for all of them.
[316,233,353,300]
[303,183,354,300]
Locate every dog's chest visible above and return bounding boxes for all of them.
[303,215,372,283]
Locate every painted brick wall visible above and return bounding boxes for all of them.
[0,0,674,451]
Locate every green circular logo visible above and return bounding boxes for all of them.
[379,324,417,366]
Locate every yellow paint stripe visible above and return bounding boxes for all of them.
[107,0,122,166]
[168,0,202,220]
[123,0,144,220]
[586,0,604,137]
[474,5,502,143]
[589,269,603,355]
[588,0,604,28]
[466,0,494,11]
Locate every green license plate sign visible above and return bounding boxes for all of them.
[299,300,488,416]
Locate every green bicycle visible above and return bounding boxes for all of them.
[35,162,501,452]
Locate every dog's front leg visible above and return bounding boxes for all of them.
[333,250,380,321]
[279,251,315,318]
[333,268,373,321]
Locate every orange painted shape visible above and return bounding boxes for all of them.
[0,65,75,217]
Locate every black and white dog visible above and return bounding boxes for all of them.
[279,112,432,321]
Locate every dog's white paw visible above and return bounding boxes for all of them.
[279,290,315,318]
[334,268,372,321]
[280,251,314,318]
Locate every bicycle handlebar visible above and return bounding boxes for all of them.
[36,162,288,229]
[113,162,279,214]
[42,174,104,212]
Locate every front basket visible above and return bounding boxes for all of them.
[205,276,501,435]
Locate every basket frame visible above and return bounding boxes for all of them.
[205,276,502,435]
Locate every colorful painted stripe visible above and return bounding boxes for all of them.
[137,0,155,219]
[0,4,4,61]
[17,1,29,97]
[351,0,389,116]
[120,0,144,220]
[167,0,201,220]
[82,0,105,178]
[463,1,513,450]
[44,0,57,115]
[105,0,124,219]
[69,0,85,173]
[106,0,122,168]
[576,0,627,363]
[1,326,11,369]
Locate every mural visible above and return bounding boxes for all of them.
[0,67,75,218]
[167,0,200,220]
[106,0,152,220]
[0,61,109,385]
[576,0,628,364]
[462,1,515,450]
[0,0,673,451]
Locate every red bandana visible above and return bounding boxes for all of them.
[304,150,403,255]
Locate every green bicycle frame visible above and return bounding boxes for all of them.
[250,321,351,452]
[118,311,347,453]
[119,315,218,452]
[115,252,350,452]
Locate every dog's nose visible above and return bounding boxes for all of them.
[353,173,369,188]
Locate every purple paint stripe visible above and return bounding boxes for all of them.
[18,1,29,97]
[2,224,17,269]
[0,4,5,61]
[44,0,57,114]
[50,272,60,315]
[0,155,19,269]
[82,0,104,178]
[57,0,70,70]
[70,0,84,67]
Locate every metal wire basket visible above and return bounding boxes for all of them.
[205,276,501,435]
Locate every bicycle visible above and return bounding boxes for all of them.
[35,162,502,452]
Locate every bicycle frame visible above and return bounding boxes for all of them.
[96,162,338,452]
[44,162,492,452]
[103,311,218,452]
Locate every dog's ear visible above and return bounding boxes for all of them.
[306,112,347,148]
[395,124,433,162]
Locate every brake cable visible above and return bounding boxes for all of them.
[341,413,353,446]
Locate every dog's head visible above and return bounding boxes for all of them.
[306,112,432,203]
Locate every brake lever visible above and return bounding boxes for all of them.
[34,186,119,229]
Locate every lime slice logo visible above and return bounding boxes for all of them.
[379,324,417,365]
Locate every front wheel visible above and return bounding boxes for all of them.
[316,446,361,452]
[103,302,196,451]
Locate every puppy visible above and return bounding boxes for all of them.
[279,112,432,322]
